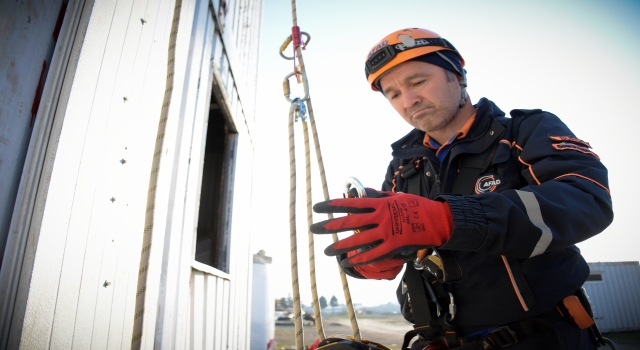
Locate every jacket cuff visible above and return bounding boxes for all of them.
[437,195,488,251]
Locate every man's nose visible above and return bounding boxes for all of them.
[402,90,421,109]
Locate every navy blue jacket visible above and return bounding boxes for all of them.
[386,98,613,335]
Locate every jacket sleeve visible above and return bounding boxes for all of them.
[381,161,396,192]
[439,111,613,258]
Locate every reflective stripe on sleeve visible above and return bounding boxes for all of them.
[515,190,553,257]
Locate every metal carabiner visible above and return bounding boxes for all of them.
[343,177,367,199]
[279,32,311,60]
[283,70,309,102]
[343,177,367,235]
[446,292,456,323]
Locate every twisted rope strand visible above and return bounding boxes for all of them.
[288,0,361,343]
[303,121,325,341]
[131,1,182,348]
[288,102,304,350]
[307,97,361,342]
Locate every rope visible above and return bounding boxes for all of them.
[307,98,362,342]
[288,101,305,350]
[303,120,325,341]
[283,0,362,345]
[131,1,182,347]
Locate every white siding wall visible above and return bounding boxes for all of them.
[584,262,640,333]
[3,0,263,348]
[10,0,175,348]
[185,0,263,348]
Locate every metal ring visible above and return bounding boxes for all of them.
[343,177,367,199]
[283,71,309,102]
[279,32,311,60]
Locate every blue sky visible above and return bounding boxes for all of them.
[251,0,640,306]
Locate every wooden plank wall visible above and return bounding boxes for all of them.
[184,0,263,348]
[8,0,262,347]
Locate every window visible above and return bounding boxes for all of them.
[586,273,603,282]
[194,96,237,273]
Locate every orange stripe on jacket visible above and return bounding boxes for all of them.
[555,173,611,197]
[499,139,512,147]
[501,255,529,312]
[518,157,541,185]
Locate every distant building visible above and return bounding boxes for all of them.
[251,251,274,350]
[584,262,640,333]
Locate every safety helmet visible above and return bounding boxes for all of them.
[365,28,465,91]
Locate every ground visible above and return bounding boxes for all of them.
[274,313,640,350]
[275,313,410,350]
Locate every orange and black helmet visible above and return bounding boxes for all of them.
[365,28,465,91]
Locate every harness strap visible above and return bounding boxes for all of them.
[403,263,434,327]
[400,158,427,197]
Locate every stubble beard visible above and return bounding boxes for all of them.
[410,102,459,133]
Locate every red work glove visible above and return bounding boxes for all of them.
[310,191,453,267]
[340,250,405,280]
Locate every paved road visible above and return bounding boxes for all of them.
[275,314,640,350]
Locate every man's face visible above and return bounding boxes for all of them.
[379,60,462,133]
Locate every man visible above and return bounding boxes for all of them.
[310,28,612,349]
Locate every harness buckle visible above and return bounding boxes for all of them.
[488,326,519,347]
[445,293,456,323]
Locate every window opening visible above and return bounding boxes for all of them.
[194,95,237,273]
[586,273,603,282]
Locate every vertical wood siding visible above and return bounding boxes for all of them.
[185,0,262,348]
[584,262,640,332]
[7,0,261,347]
[13,0,174,348]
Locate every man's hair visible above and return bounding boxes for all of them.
[444,70,456,82]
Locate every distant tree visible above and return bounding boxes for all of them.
[330,295,338,308]
[280,297,287,308]
[287,294,293,308]
[319,296,327,309]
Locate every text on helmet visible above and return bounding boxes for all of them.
[368,40,389,58]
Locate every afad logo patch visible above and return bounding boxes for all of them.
[475,175,501,194]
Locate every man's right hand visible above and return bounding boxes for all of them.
[340,251,404,280]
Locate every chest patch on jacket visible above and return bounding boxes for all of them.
[475,175,501,194]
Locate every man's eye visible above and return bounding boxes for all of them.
[413,80,425,86]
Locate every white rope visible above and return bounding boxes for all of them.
[288,101,304,350]
[307,98,362,342]
[303,120,326,341]
[285,0,362,344]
